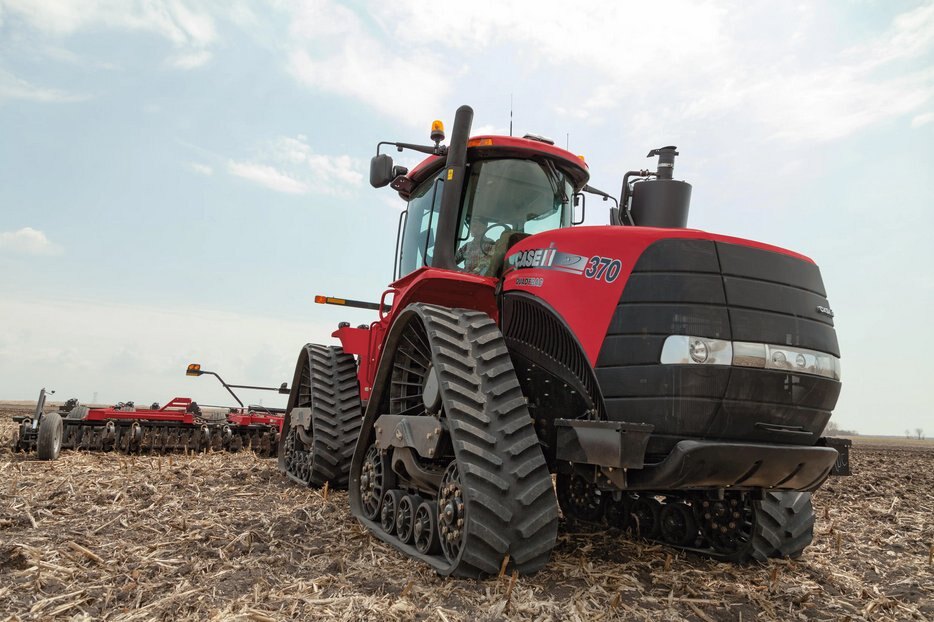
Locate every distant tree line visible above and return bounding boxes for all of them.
[905,428,925,440]
[824,420,859,436]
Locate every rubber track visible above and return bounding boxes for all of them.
[419,304,559,576]
[748,491,815,561]
[301,345,363,489]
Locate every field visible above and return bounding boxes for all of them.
[1,406,932,621]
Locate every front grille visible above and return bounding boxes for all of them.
[501,293,603,416]
[595,239,841,449]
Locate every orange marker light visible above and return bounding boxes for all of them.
[467,138,494,147]
[314,295,326,304]
[430,119,445,143]
[186,363,202,376]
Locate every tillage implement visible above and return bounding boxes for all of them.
[278,105,850,577]
[13,365,288,460]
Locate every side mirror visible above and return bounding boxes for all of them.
[370,154,395,188]
[572,193,585,225]
[278,382,290,395]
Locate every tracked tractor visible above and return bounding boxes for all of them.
[278,105,848,577]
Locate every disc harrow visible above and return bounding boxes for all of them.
[13,395,282,459]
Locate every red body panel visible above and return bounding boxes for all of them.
[502,226,814,364]
[334,267,497,401]
[334,226,815,391]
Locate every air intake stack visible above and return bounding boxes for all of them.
[624,146,692,228]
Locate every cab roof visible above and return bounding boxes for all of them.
[402,135,590,198]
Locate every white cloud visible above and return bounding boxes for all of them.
[280,1,449,125]
[0,0,217,67]
[188,162,213,175]
[0,68,88,103]
[170,49,212,69]
[911,111,934,128]
[227,161,309,195]
[369,1,934,144]
[227,135,363,196]
[0,227,63,255]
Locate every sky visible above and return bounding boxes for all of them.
[0,0,932,435]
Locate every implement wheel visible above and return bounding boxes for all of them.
[36,412,64,460]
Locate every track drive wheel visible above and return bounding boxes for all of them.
[556,471,606,524]
[350,304,559,577]
[279,344,362,489]
[36,412,64,460]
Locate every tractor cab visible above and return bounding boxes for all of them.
[371,113,590,279]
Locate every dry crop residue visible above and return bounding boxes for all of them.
[1,407,932,621]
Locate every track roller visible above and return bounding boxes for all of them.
[396,495,420,544]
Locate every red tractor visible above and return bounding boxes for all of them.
[278,105,847,577]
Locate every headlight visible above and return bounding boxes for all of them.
[660,335,732,365]
[663,336,841,380]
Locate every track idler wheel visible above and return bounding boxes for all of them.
[701,496,754,557]
[556,471,606,524]
[437,462,467,565]
[700,492,816,562]
[36,412,63,460]
[359,443,392,521]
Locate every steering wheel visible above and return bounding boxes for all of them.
[478,222,511,241]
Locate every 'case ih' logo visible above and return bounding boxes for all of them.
[507,243,588,274]
[816,305,834,318]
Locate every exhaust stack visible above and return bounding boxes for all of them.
[626,146,692,228]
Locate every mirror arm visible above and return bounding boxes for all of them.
[377,141,448,157]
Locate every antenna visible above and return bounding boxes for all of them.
[509,94,513,137]
[566,132,569,150]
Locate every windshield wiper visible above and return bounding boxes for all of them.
[541,159,569,206]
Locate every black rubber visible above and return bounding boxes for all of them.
[36,412,63,461]
[66,405,89,420]
[350,304,560,577]
[746,491,815,561]
[280,344,362,489]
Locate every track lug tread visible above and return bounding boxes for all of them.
[364,303,558,577]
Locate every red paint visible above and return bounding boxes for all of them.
[404,135,590,190]
[82,397,283,431]
[502,226,814,364]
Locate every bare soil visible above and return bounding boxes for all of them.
[1,405,931,621]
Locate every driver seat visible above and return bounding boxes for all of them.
[486,230,531,278]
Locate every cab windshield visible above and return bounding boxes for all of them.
[397,157,574,278]
[455,158,573,274]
